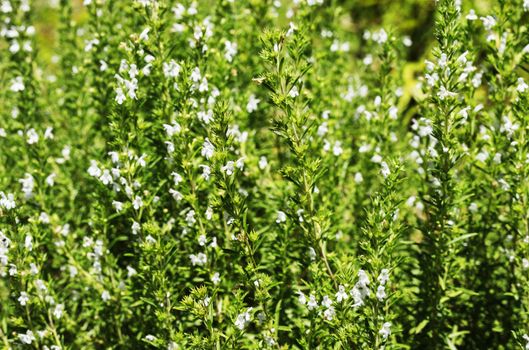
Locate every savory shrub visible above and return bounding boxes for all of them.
[1,0,529,349]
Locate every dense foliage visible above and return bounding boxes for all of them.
[2,0,529,348]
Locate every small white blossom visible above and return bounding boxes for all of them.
[53,304,64,319]
[101,290,111,302]
[189,252,207,266]
[132,221,141,235]
[235,308,253,330]
[18,292,29,306]
[379,322,392,339]
[321,295,332,308]
[10,76,25,92]
[201,138,215,159]
[323,306,336,321]
[259,156,268,170]
[211,272,221,285]
[335,285,348,302]
[224,40,238,62]
[276,211,287,223]
[246,94,260,113]
[376,285,386,301]
[132,196,143,210]
[19,330,36,344]
[378,269,390,285]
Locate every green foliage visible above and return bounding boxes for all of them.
[1,0,529,349]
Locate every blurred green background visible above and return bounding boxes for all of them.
[31,0,494,64]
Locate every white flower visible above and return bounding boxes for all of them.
[197,109,214,124]
[224,40,238,62]
[371,154,382,163]
[466,9,477,20]
[10,76,25,92]
[53,304,64,319]
[132,221,141,235]
[438,85,457,100]
[201,138,215,159]
[246,94,260,113]
[198,77,209,92]
[190,67,202,82]
[376,285,386,301]
[307,294,318,310]
[235,308,253,330]
[221,161,235,175]
[380,161,390,178]
[297,290,307,305]
[19,330,36,344]
[332,141,343,156]
[297,209,304,222]
[354,172,364,184]
[378,269,390,285]
[100,170,113,185]
[132,196,143,210]
[115,87,126,104]
[0,192,16,210]
[39,212,50,224]
[317,122,328,137]
[18,292,29,306]
[335,285,348,302]
[205,207,213,220]
[308,247,316,260]
[171,172,183,186]
[19,173,35,199]
[379,322,392,339]
[523,258,529,270]
[24,235,33,251]
[163,122,181,137]
[517,78,528,93]
[186,210,196,226]
[128,64,139,79]
[480,16,496,30]
[500,115,519,136]
[357,275,370,289]
[321,295,332,308]
[200,165,211,181]
[30,263,39,275]
[139,28,150,41]
[163,60,181,78]
[289,86,299,98]
[211,272,221,285]
[26,128,39,144]
[236,157,245,171]
[259,156,268,170]
[101,290,111,302]
[112,201,124,212]
[189,252,207,266]
[44,127,54,140]
[35,279,47,293]
[323,306,335,321]
[88,160,101,177]
[127,266,137,277]
[276,211,287,223]
[169,189,183,201]
[84,38,100,52]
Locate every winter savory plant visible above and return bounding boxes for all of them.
[1,0,529,348]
